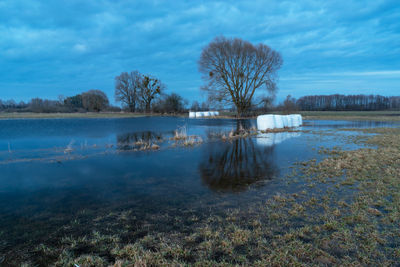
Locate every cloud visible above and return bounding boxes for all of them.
[73,43,88,53]
[0,0,399,104]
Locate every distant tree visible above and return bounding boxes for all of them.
[200,102,209,111]
[138,75,164,113]
[296,94,400,111]
[29,98,59,113]
[260,95,275,111]
[199,36,283,117]
[64,94,83,110]
[151,93,187,114]
[82,90,109,112]
[282,95,297,113]
[115,71,141,112]
[190,101,200,111]
[163,93,185,113]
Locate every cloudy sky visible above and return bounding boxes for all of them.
[1,0,399,105]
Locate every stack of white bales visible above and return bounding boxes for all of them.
[257,114,302,131]
[189,111,220,118]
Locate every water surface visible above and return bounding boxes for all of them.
[0,117,396,264]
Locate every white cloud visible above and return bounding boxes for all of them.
[73,43,88,53]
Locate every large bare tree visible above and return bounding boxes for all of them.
[199,36,283,116]
[115,71,141,112]
[139,75,164,113]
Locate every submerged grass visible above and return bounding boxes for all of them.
[3,126,400,266]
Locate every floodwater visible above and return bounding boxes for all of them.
[0,117,396,264]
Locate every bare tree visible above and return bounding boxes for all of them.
[199,36,283,117]
[115,71,141,112]
[139,75,164,113]
[190,101,200,111]
[282,94,297,113]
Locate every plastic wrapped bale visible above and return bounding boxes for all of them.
[215,111,220,116]
[189,112,196,118]
[285,115,292,127]
[282,116,289,128]
[210,111,217,116]
[294,115,301,127]
[274,115,284,129]
[294,114,303,126]
[290,115,300,127]
[203,111,211,117]
[257,114,275,131]
[196,112,204,118]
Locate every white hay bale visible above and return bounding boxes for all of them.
[274,115,284,129]
[196,112,203,117]
[294,114,303,126]
[285,115,292,127]
[257,114,275,130]
[290,115,300,127]
[282,116,289,127]
[203,111,211,117]
[214,111,219,116]
[189,112,196,118]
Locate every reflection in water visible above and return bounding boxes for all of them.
[116,131,164,150]
[199,138,278,192]
[256,131,301,147]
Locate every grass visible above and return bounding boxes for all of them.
[1,110,400,121]
[3,125,400,266]
[299,110,400,121]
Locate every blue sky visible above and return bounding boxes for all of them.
[0,0,399,105]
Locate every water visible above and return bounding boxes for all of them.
[0,117,397,264]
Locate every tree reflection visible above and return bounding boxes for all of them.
[199,137,278,193]
[116,131,164,150]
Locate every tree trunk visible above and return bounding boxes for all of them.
[129,104,135,112]
[145,102,151,113]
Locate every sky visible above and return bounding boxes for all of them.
[0,0,399,105]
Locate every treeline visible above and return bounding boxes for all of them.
[0,88,189,114]
[0,90,118,113]
[296,94,400,111]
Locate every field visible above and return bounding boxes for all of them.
[300,110,400,121]
[1,110,400,121]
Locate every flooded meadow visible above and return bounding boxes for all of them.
[0,117,399,266]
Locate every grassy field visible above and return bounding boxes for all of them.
[1,110,400,121]
[299,110,400,121]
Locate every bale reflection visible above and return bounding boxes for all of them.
[199,137,278,192]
